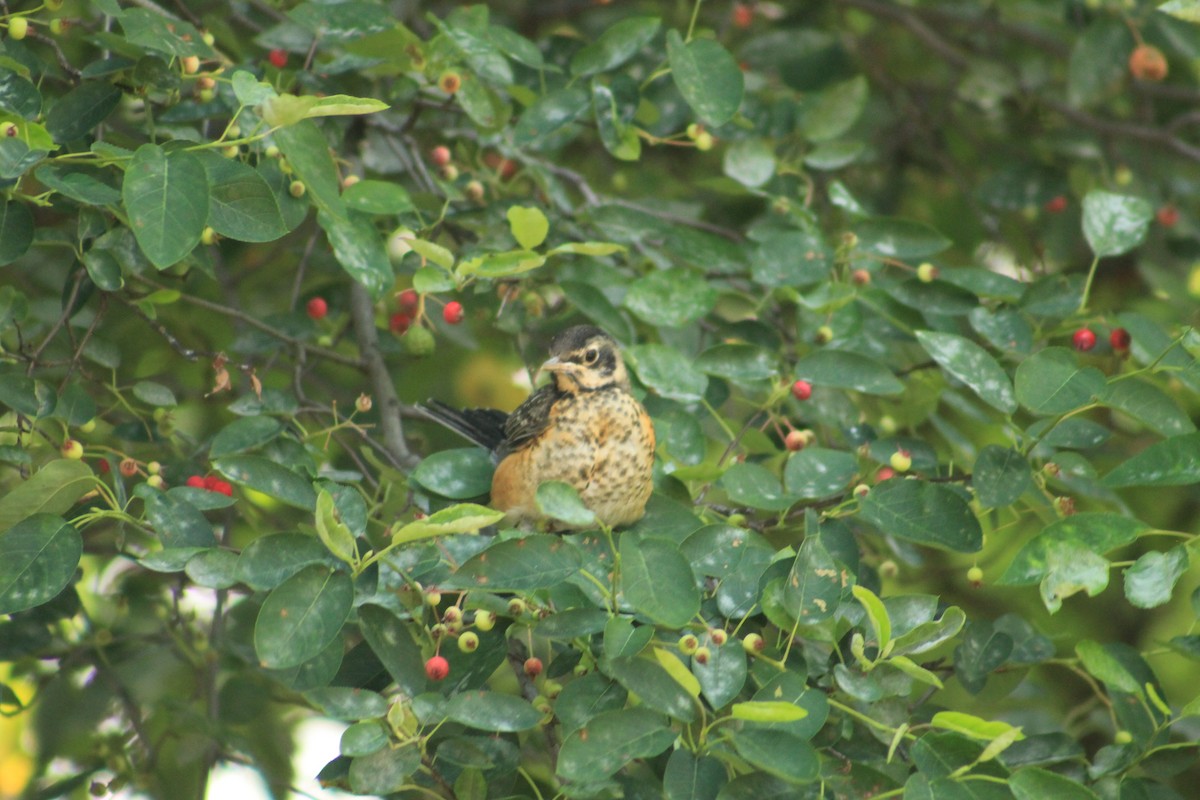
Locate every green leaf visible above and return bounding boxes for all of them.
[445,691,542,732]
[513,87,590,149]
[457,250,545,278]
[306,686,388,721]
[556,708,675,783]
[342,180,413,215]
[0,198,33,266]
[348,744,421,796]
[783,536,842,623]
[750,229,832,288]
[198,153,290,243]
[915,330,1016,414]
[358,604,426,697]
[930,711,1023,741]
[720,462,795,512]
[1160,0,1200,23]
[0,515,81,615]
[209,416,284,458]
[0,69,41,119]
[624,268,717,328]
[690,642,746,708]
[213,455,317,510]
[0,459,95,534]
[82,250,123,291]
[723,138,776,188]
[1102,432,1200,487]
[663,750,726,800]
[145,491,217,548]
[411,448,493,499]
[38,164,120,208]
[626,343,709,402]
[730,729,820,784]
[859,479,983,553]
[535,481,596,528]
[132,380,176,407]
[783,447,859,500]
[695,344,778,382]
[447,535,582,591]
[408,238,455,270]
[555,674,628,734]
[390,503,504,546]
[315,488,358,565]
[303,94,388,119]
[892,606,966,657]
[1124,547,1188,609]
[592,79,641,161]
[318,210,392,299]
[606,656,696,722]
[793,350,904,395]
[1075,640,1141,694]
[231,70,275,106]
[1082,190,1154,258]
[666,30,744,127]
[254,564,353,669]
[1009,767,1100,800]
[506,205,549,250]
[855,217,951,259]
[802,76,868,142]
[620,535,700,628]
[972,446,1032,508]
[236,533,331,591]
[122,144,208,269]
[119,9,216,57]
[572,17,660,76]
[731,701,810,723]
[852,584,892,652]
[273,120,343,217]
[1101,378,1195,437]
[1015,347,1106,415]
[45,81,121,144]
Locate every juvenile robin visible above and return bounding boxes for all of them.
[419,325,655,529]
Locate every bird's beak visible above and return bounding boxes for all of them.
[539,355,580,382]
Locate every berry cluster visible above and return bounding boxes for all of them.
[185,475,234,497]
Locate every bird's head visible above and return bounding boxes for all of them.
[539,325,629,393]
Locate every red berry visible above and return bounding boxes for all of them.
[438,72,462,94]
[97,459,111,474]
[443,301,464,325]
[732,3,753,28]
[523,657,543,678]
[1110,327,1132,352]
[1044,195,1068,214]
[425,655,450,681]
[875,466,896,483]
[397,289,419,311]
[791,379,812,401]
[1129,44,1168,82]
[268,49,288,68]
[186,475,206,489]
[203,475,221,491]
[430,146,451,167]
[389,312,412,335]
[306,297,328,320]
[1156,205,1179,227]
[214,481,234,497]
[1073,328,1097,352]
[784,430,807,452]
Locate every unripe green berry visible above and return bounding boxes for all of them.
[474,610,496,631]
[742,633,765,654]
[457,631,479,652]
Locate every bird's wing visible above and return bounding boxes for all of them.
[500,384,559,454]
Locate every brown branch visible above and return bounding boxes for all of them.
[348,283,418,470]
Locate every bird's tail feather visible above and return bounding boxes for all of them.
[418,400,508,452]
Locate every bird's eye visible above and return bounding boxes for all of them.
[583,348,599,364]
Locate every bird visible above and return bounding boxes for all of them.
[418,325,656,529]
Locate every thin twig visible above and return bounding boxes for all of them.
[348,283,417,469]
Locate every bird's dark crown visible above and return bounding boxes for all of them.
[543,325,627,392]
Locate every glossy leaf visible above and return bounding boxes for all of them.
[236,533,331,591]
[0,515,81,615]
[445,691,542,732]
[802,76,867,142]
[1015,347,1106,415]
[571,17,660,76]
[666,30,743,127]
[506,205,549,250]
[723,139,776,188]
[209,416,284,458]
[858,479,983,552]
[855,217,951,259]
[783,447,859,500]
[513,87,590,149]
[1124,547,1188,609]
[1082,190,1153,258]
[357,604,427,697]
[0,198,33,265]
[447,535,581,591]
[342,179,413,215]
[1102,431,1200,487]
[626,343,709,402]
[664,750,726,800]
[972,446,1032,508]
[122,144,208,269]
[410,448,494,499]
[0,459,95,534]
[556,708,675,783]
[391,503,504,545]
[1102,378,1195,437]
[792,350,904,395]
[1010,767,1100,800]
[214,456,316,510]
[254,564,353,669]
[606,657,695,722]
[198,153,291,242]
[45,81,121,143]
[535,481,596,528]
[915,330,1016,413]
[273,119,343,217]
[145,491,217,548]
[783,536,842,623]
[690,642,746,708]
[619,535,700,628]
[720,463,795,512]
[623,268,717,329]
[1000,513,1145,586]
[318,210,392,299]
[730,729,820,784]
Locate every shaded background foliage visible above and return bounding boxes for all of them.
[2,0,1200,798]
